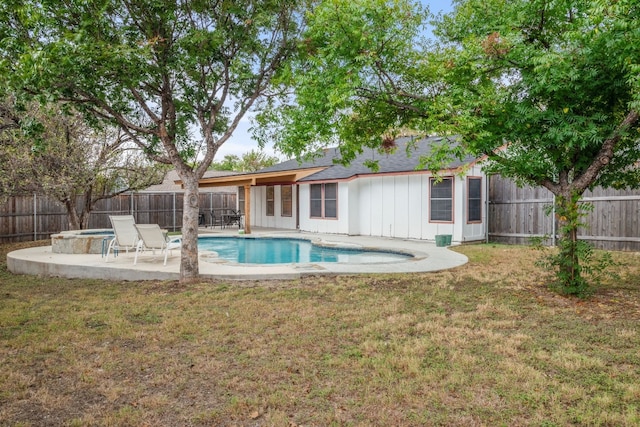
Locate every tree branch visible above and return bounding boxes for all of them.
[356,87,431,118]
[572,110,640,192]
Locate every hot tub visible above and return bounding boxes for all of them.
[51,229,114,254]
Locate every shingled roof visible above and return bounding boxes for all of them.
[196,136,478,188]
[258,136,474,181]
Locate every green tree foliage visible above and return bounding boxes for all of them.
[211,154,242,172]
[435,0,640,295]
[210,149,280,171]
[0,99,165,230]
[0,0,307,280]
[260,0,640,295]
[255,0,432,165]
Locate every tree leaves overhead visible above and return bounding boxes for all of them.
[261,0,640,190]
[1,0,306,168]
[433,0,640,191]
[254,0,432,164]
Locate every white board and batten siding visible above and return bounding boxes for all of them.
[247,163,487,243]
[352,173,446,241]
[248,185,297,230]
[352,175,423,239]
[297,183,350,234]
[346,166,486,242]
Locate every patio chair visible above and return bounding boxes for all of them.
[209,210,224,229]
[224,209,243,228]
[105,215,139,260]
[133,223,182,265]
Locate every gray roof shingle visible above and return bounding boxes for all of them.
[259,136,474,181]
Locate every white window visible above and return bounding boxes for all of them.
[430,178,453,222]
[310,183,337,219]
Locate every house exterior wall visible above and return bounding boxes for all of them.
[246,165,487,243]
[297,182,350,234]
[343,167,485,242]
[249,185,298,229]
[352,173,442,240]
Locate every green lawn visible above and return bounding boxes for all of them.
[1,241,639,426]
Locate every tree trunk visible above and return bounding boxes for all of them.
[80,186,94,230]
[64,198,81,230]
[554,190,583,289]
[179,174,201,282]
[80,214,91,230]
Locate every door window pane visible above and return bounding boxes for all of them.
[237,186,245,213]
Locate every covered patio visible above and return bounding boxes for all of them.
[195,167,327,234]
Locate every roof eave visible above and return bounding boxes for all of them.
[187,166,329,188]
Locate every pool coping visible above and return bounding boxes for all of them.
[7,228,469,281]
[197,234,420,265]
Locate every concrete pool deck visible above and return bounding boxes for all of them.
[7,227,469,281]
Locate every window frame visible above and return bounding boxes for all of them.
[429,177,454,223]
[266,185,275,216]
[309,182,338,219]
[467,177,482,223]
[281,185,293,217]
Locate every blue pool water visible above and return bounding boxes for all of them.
[198,236,411,264]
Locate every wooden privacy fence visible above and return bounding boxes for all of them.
[489,175,640,251]
[0,191,236,244]
[3,178,640,251]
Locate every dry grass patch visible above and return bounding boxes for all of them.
[1,241,640,426]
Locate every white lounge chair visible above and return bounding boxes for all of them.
[106,215,139,260]
[133,224,181,265]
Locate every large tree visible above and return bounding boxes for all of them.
[434,0,640,294]
[1,0,307,280]
[258,0,640,295]
[0,99,165,230]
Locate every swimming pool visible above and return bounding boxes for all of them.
[198,236,412,264]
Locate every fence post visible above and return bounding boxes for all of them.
[485,175,490,244]
[172,192,176,232]
[33,193,37,241]
[551,194,556,246]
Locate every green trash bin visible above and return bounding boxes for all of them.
[435,234,452,247]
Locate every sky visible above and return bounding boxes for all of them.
[215,0,454,161]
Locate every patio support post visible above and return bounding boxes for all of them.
[243,184,251,234]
